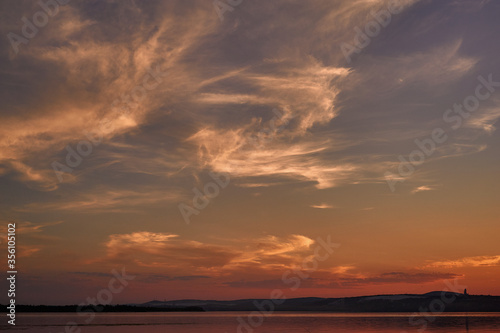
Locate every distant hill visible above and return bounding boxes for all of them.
[136,292,500,312]
[3,292,499,313]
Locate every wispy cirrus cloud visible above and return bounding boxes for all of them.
[426,255,500,268]
[465,105,500,134]
[0,220,63,258]
[411,185,434,194]
[225,270,459,289]
[20,187,185,213]
[187,60,356,189]
[311,203,336,209]
[95,230,461,292]
[1,0,484,195]
[94,232,317,275]
[2,0,500,303]
[0,1,219,190]
[0,220,63,234]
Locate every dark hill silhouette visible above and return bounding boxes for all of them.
[3,292,499,313]
[136,292,500,312]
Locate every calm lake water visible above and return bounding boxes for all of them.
[4,312,500,332]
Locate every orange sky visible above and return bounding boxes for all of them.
[1,0,500,304]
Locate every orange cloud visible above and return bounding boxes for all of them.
[21,188,185,213]
[311,203,336,209]
[96,232,320,275]
[427,255,500,268]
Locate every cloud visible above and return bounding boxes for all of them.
[95,230,459,292]
[96,232,317,275]
[0,0,220,190]
[255,234,314,255]
[226,270,459,289]
[1,0,478,195]
[331,265,355,274]
[344,271,460,285]
[17,245,41,257]
[411,185,434,194]
[345,40,478,101]
[426,255,500,268]
[190,129,359,188]
[466,106,500,134]
[20,187,185,213]
[235,182,286,188]
[187,59,357,189]
[0,220,63,258]
[136,275,211,284]
[0,220,63,234]
[311,203,335,209]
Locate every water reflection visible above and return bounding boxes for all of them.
[4,312,500,333]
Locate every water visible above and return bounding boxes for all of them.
[4,312,500,332]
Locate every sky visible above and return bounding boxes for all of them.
[1,0,499,305]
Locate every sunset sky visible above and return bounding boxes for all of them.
[1,0,500,305]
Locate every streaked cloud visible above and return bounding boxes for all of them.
[20,187,185,213]
[411,185,434,194]
[311,203,336,209]
[466,106,500,134]
[97,231,317,275]
[0,220,63,234]
[2,0,500,303]
[427,255,500,268]
[226,270,460,289]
